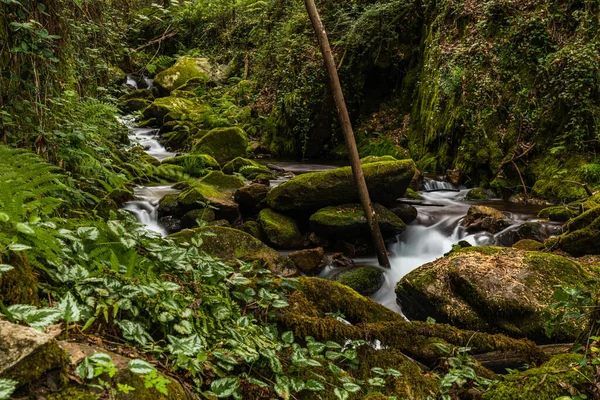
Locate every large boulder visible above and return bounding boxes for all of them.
[170,226,297,275]
[388,204,418,225]
[198,171,245,190]
[462,205,512,233]
[258,208,303,248]
[496,222,547,247]
[222,157,272,179]
[395,247,597,342]
[265,160,416,212]
[544,206,600,256]
[191,127,248,164]
[537,205,577,222]
[0,320,68,391]
[309,203,406,239]
[154,56,211,94]
[333,266,385,297]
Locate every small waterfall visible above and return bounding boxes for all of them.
[129,127,176,161]
[125,75,138,89]
[423,178,456,191]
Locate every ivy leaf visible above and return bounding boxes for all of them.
[0,264,14,276]
[0,378,18,400]
[274,382,290,399]
[368,377,386,387]
[271,299,289,309]
[211,376,239,398]
[371,367,386,375]
[77,226,99,241]
[386,368,402,377]
[24,308,62,329]
[246,377,268,388]
[334,388,349,400]
[281,331,294,344]
[16,222,34,235]
[212,304,231,320]
[342,382,361,393]
[307,341,326,356]
[128,359,155,375]
[289,378,305,392]
[58,293,81,323]
[305,379,325,391]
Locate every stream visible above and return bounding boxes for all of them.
[121,118,561,314]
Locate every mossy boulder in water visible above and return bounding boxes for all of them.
[512,239,544,251]
[544,205,600,256]
[234,183,269,215]
[289,247,324,275]
[395,247,596,342]
[198,171,245,190]
[360,155,397,164]
[266,160,416,212]
[462,205,511,233]
[333,266,385,296]
[153,56,211,94]
[142,96,203,124]
[191,127,248,164]
[309,203,406,239]
[258,208,303,248]
[170,226,296,275]
[465,187,489,200]
[389,203,418,224]
[538,205,577,222]
[496,222,547,247]
[222,157,271,178]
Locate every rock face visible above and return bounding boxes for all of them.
[309,203,406,239]
[170,226,297,275]
[154,56,211,93]
[192,127,248,164]
[462,205,511,233]
[395,247,595,342]
[258,208,303,248]
[545,206,600,256]
[333,266,385,296]
[289,248,324,274]
[266,160,416,212]
[0,320,68,390]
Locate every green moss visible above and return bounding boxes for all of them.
[266,160,416,212]
[0,257,38,305]
[238,220,264,241]
[545,206,600,256]
[360,155,397,164]
[483,353,594,399]
[170,226,296,274]
[404,188,423,200]
[333,266,385,296]
[222,157,267,174]
[46,386,99,400]
[142,96,204,124]
[537,206,577,222]
[161,154,219,177]
[309,203,406,238]
[512,239,544,251]
[154,56,210,93]
[198,171,245,190]
[465,187,488,200]
[258,208,303,248]
[191,127,248,164]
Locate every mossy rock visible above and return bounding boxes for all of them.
[118,98,152,114]
[465,187,489,200]
[258,208,303,249]
[389,204,418,224]
[289,248,324,275]
[482,353,594,399]
[238,220,265,241]
[360,155,397,164]
[266,160,416,212]
[157,182,238,222]
[181,208,216,229]
[395,247,597,342]
[198,171,245,190]
[153,56,211,94]
[537,206,577,222]
[545,206,600,256]
[496,222,547,247]
[154,163,187,181]
[462,205,511,233]
[333,266,385,296]
[222,157,270,176]
[0,321,68,393]
[191,127,248,164]
[404,188,423,200]
[170,226,296,275]
[309,203,406,239]
[142,96,204,124]
[532,179,588,204]
[234,183,270,215]
[512,239,544,251]
[161,154,219,177]
[0,257,38,305]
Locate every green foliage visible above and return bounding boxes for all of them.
[0,379,18,400]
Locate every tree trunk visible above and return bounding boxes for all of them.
[303,0,390,268]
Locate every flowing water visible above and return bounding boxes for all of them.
[119,116,561,314]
